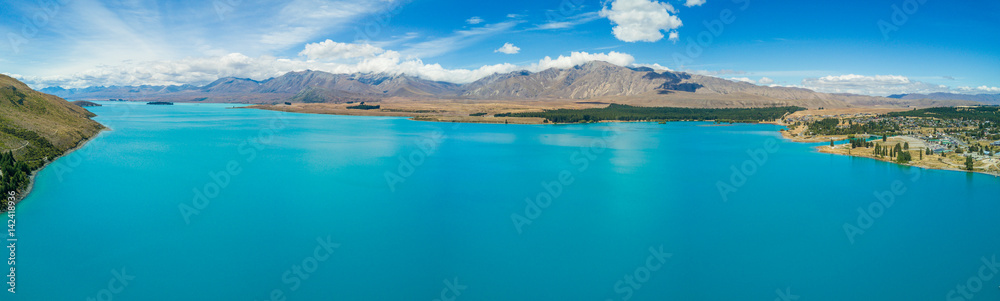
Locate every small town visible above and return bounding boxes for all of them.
[781,107,1000,175]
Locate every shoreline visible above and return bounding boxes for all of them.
[778,128,1000,177]
[7,126,109,209]
[812,144,1000,177]
[249,104,790,126]
[255,105,1000,178]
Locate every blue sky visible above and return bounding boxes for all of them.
[0,0,997,96]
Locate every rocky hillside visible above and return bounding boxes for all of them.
[38,62,985,109]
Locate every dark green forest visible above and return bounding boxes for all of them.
[496,104,803,123]
[347,104,381,110]
[1,151,30,209]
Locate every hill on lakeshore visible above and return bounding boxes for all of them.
[0,74,104,171]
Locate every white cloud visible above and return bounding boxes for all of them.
[401,20,522,58]
[530,12,602,30]
[466,16,484,24]
[599,0,683,42]
[668,31,679,43]
[13,41,637,88]
[495,43,521,54]
[632,63,672,71]
[801,74,954,96]
[758,77,774,85]
[299,40,385,60]
[690,69,747,76]
[729,77,755,84]
[534,51,635,70]
[684,0,706,7]
[0,0,400,80]
[957,86,1000,93]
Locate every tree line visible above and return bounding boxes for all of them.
[496,104,803,123]
[0,151,30,210]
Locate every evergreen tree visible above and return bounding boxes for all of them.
[904,142,909,150]
[965,156,975,171]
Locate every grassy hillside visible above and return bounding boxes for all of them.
[0,74,104,207]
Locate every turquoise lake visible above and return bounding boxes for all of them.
[5,102,1000,300]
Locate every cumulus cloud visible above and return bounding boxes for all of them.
[957,86,1000,93]
[729,77,755,84]
[600,0,683,42]
[632,63,672,71]
[12,41,637,88]
[494,43,521,54]
[299,40,385,60]
[801,74,953,96]
[668,31,679,43]
[758,77,774,85]
[534,51,635,70]
[466,16,484,24]
[684,0,706,7]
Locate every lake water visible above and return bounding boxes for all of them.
[5,102,1000,301]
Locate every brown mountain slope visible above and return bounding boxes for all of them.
[37,62,983,108]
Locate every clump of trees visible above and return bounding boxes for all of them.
[896,150,912,163]
[346,103,380,110]
[849,137,873,148]
[1,151,30,209]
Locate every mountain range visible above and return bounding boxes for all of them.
[40,61,985,109]
[888,93,1000,105]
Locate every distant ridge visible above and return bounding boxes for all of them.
[38,62,985,109]
[885,93,1000,105]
